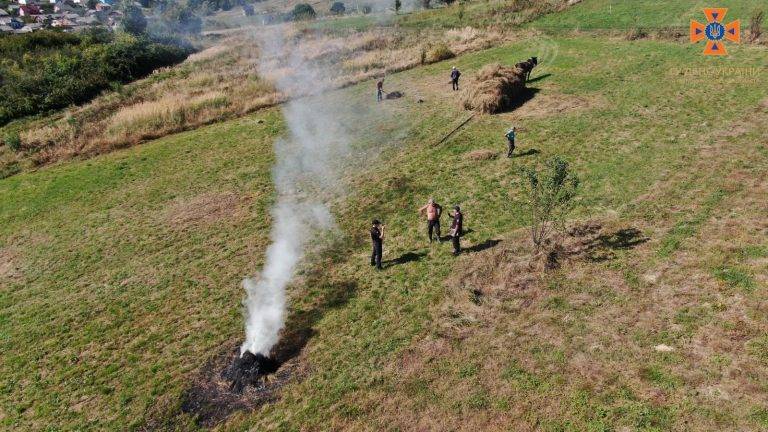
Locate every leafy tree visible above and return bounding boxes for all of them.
[87,0,99,10]
[519,156,580,251]
[329,1,345,14]
[394,0,401,14]
[291,3,315,20]
[121,4,147,35]
[360,4,371,13]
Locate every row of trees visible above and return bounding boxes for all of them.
[0,30,192,126]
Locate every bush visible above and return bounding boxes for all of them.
[426,43,455,63]
[3,132,21,152]
[625,27,648,41]
[750,9,764,42]
[519,156,580,251]
[0,31,192,126]
[122,4,147,35]
[330,1,345,14]
[291,3,316,20]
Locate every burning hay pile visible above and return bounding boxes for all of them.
[460,63,527,114]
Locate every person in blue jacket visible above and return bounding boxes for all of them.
[505,126,516,157]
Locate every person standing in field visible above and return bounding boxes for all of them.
[449,205,463,256]
[418,198,443,243]
[450,67,461,91]
[377,79,384,102]
[506,126,517,157]
[370,219,384,270]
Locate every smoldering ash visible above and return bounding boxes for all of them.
[240,25,352,358]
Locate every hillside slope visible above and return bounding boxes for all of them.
[2,1,768,430]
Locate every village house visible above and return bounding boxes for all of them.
[19,4,42,16]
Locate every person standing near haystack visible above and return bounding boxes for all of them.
[505,126,517,157]
[419,198,443,243]
[377,78,384,102]
[450,67,461,91]
[370,219,384,270]
[449,205,463,256]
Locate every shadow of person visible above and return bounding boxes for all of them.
[439,227,474,242]
[383,250,427,268]
[271,280,357,365]
[511,148,540,158]
[464,239,502,253]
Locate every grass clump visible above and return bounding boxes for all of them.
[3,132,21,152]
[426,42,455,63]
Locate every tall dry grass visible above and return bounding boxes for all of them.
[9,20,521,170]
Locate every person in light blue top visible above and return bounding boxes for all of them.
[505,126,516,158]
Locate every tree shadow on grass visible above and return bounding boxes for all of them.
[584,227,649,262]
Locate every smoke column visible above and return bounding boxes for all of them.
[240,25,357,357]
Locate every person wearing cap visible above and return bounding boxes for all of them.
[418,198,443,243]
[370,219,384,270]
[449,205,463,256]
[450,66,461,91]
[505,126,516,158]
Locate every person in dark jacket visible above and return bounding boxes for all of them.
[449,205,463,256]
[505,126,516,157]
[376,79,384,102]
[370,219,384,270]
[450,67,461,91]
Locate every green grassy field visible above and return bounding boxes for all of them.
[2,1,768,430]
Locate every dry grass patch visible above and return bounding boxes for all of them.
[0,247,22,280]
[165,192,248,229]
[499,92,601,120]
[464,149,498,160]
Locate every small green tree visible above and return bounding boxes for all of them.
[519,156,580,251]
[394,0,401,14]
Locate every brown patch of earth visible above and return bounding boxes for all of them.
[165,192,248,229]
[0,247,22,280]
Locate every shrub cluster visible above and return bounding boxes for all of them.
[0,30,192,126]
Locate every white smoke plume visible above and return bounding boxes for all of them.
[240,24,363,357]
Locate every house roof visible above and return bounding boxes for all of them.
[20,5,43,14]
[0,8,9,16]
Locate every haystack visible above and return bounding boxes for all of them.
[460,63,527,114]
